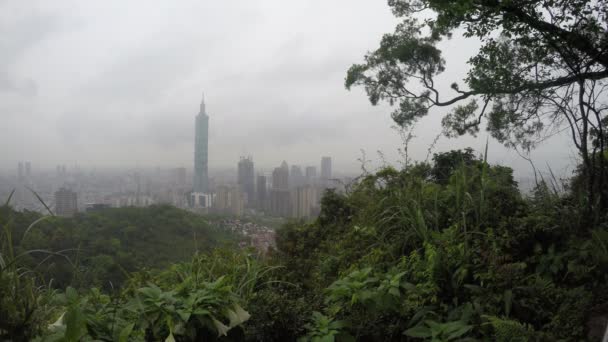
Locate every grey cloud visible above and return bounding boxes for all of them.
[78,42,202,104]
[145,118,193,147]
[0,0,576,177]
[0,72,37,96]
[0,11,62,63]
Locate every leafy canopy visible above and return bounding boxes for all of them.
[346,0,607,150]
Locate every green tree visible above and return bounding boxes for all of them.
[431,148,476,184]
[346,0,608,215]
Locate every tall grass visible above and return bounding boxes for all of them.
[0,189,64,340]
[369,143,503,259]
[140,248,286,303]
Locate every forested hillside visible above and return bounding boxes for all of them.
[1,205,236,290]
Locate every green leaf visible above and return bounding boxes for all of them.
[192,308,211,316]
[404,325,432,338]
[48,312,65,330]
[388,287,401,297]
[177,309,191,322]
[446,324,473,339]
[441,321,464,333]
[226,303,251,328]
[64,307,87,342]
[65,287,79,303]
[213,318,230,336]
[424,320,442,331]
[402,281,416,291]
[503,289,513,317]
[118,323,135,342]
[138,286,162,299]
[165,332,176,342]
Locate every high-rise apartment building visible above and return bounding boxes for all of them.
[55,187,77,217]
[215,185,244,217]
[305,166,317,184]
[193,93,209,193]
[270,189,290,217]
[215,186,229,212]
[190,192,213,208]
[230,189,244,217]
[290,165,304,188]
[321,157,332,181]
[256,175,267,211]
[272,161,289,189]
[237,157,255,206]
[291,185,317,219]
[270,161,290,217]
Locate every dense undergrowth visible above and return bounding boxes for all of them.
[1,149,608,341]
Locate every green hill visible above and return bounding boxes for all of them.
[2,205,236,290]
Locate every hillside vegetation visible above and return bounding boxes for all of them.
[1,150,608,340]
[1,205,236,290]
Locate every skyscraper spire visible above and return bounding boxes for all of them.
[200,91,206,115]
[194,91,209,193]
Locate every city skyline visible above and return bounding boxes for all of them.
[0,0,576,181]
[3,98,344,179]
[2,120,344,217]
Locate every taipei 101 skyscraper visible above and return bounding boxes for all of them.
[193,92,209,193]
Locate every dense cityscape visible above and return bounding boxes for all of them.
[2,0,607,340]
[1,94,352,221]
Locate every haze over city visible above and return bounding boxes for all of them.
[1,0,575,178]
[2,0,607,339]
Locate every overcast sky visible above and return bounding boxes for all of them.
[0,0,576,180]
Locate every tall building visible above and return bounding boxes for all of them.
[290,165,304,188]
[256,175,267,211]
[215,185,244,217]
[320,156,332,188]
[291,185,318,219]
[55,187,77,217]
[321,157,332,181]
[270,189,290,217]
[270,161,290,217]
[237,157,255,206]
[215,186,229,212]
[193,93,209,193]
[305,166,317,183]
[272,161,289,189]
[190,192,213,209]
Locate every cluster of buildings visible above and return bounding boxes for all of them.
[217,219,276,253]
[203,157,332,219]
[42,170,167,216]
[188,93,335,219]
[4,93,344,220]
